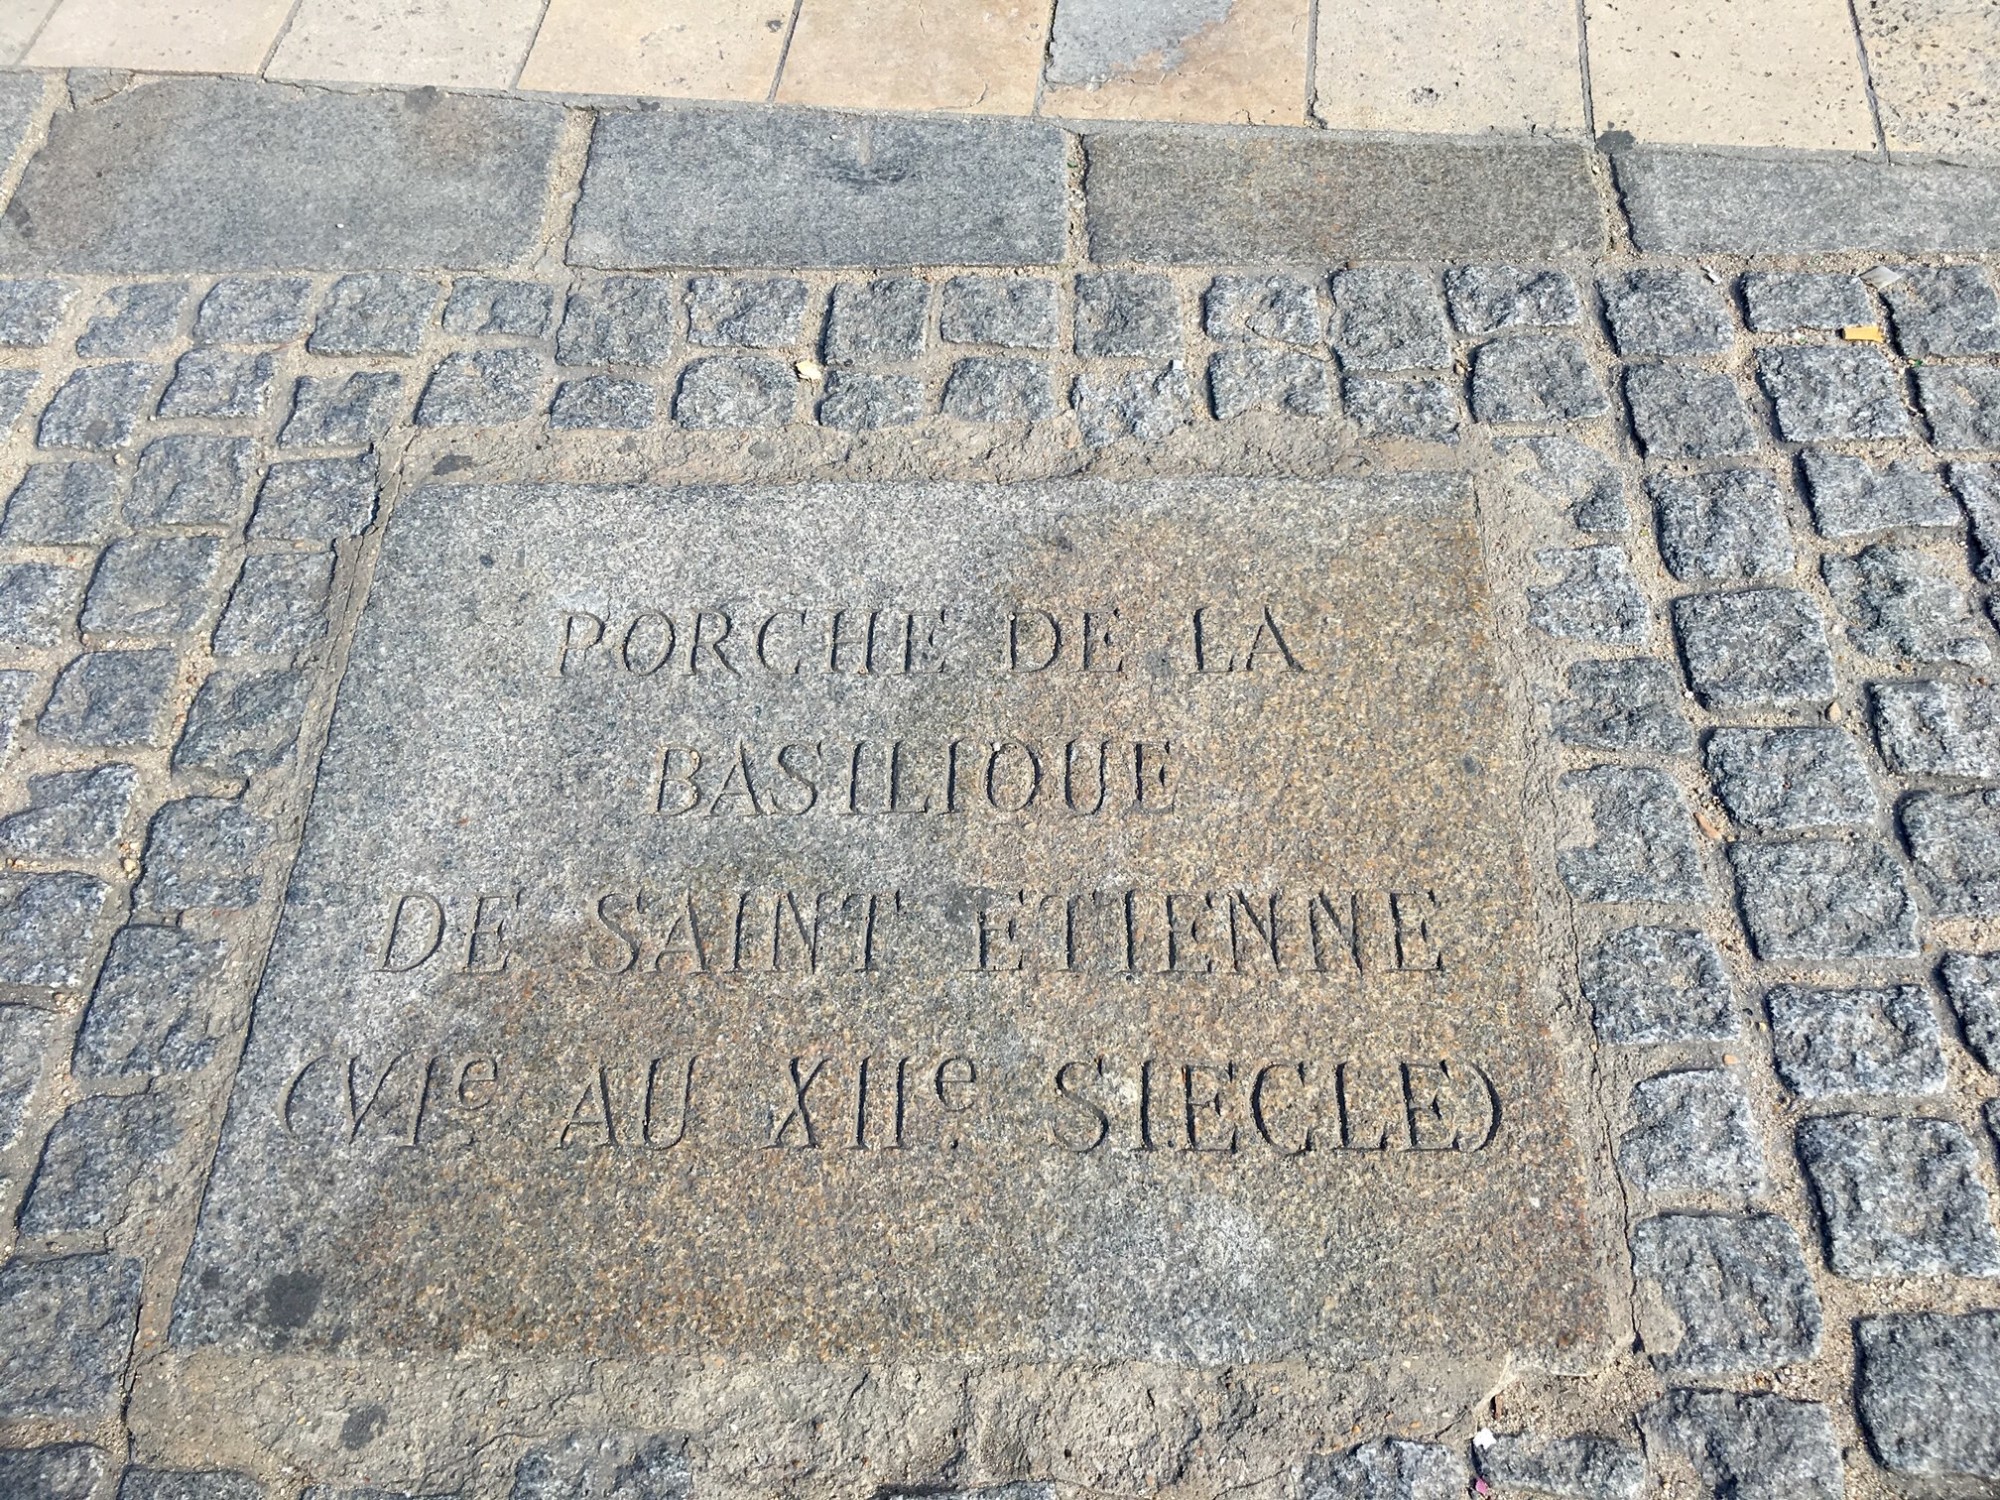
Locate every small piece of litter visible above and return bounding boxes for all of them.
[1473,1480,1492,1497]
[1473,1428,1496,1450]
[1841,324,1885,342]
[795,359,824,381]
[1861,266,1904,290]
[1826,700,1844,722]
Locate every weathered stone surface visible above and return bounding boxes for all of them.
[0,280,72,347]
[1343,377,1456,441]
[1330,268,1449,372]
[1917,364,2000,449]
[1904,789,2000,915]
[120,1469,267,1500]
[1299,1439,1467,1500]
[825,278,928,364]
[575,108,1068,268]
[0,1445,108,1500]
[280,373,404,448]
[1505,437,1629,533]
[82,536,224,635]
[156,348,272,420]
[1075,272,1180,359]
[443,278,553,339]
[1205,275,1323,345]
[1824,545,1988,665]
[1800,1114,2000,1277]
[1445,267,1580,333]
[941,358,1058,422]
[1705,728,1875,832]
[1469,337,1607,424]
[1625,366,1758,459]
[1085,133,1603,262]
[1632,1213,1820,1374]
[173,669,310,779]
[1209,350,1330,419]
[1073,363,1202,447]
[20,1092,181,1234]
[250,456,377,541]
[75,923,225,1079]
[1741,271,1873,332]
[214,552,334,659]
[0,1254,141,1416]
[685,276,809,349]
[0,873,106,988]
[1649,469,1793,583]
[415,350,546,427]
[1557,766,1706,904]
[1582,926,1735,1044]
[129,436,253,526]
[1528,547,1649,645]
[674,356,795,429]
[816,371,922,431]
[0,1005,52,1146]
[79,282,188,356]
[1619,1069,1765,1198]
[1671,590,1835,710]
[1641,1390,1842,1500]
[0,561,84,647]
[1856,1311,2000,1477]
[1047,0,1228,85]
[1800,451,1956,537]
[1554,659,1693,753]
[556,278,678,367]
[38,362,155,449]
[1957,462,2000,581]
[511,1432,690,1500]
[550,377,657,431]
[0,765,136,861]
[3,462,120,543]
[1883,265,2000,356]
[1756,346,1910,441]
[941,277,1059,349]
[38,648,177,747]
[1599,269,1734,356]
[0,78,564,271]
[1729,838,1919,959]
[309,274,438,357]
[1476,1434,1642,1500]
[193,277,312,344]
[175,478,1599,1361]
[134,797,269,913]
[1767,983,1944,1097]
[1943,953,2000,1074]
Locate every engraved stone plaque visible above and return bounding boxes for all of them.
[176,479,1603,1361]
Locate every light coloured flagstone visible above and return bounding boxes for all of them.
[267,0,550,89]
[780,0,1051,114]
[520,0,795,99]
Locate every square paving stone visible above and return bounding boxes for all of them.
[1729,838,1919,959]
[1074,272,1180,358]
[1799,1113,2000,1277]
[824,278,929,365]
[135,797,269,912]
[940,277,1059,349]
[685,277,808,349]
[0,1255,141,1416]
[1299,1440,1466,1500]
[38,363,155,450]
[0,764,136,862]
[1558,766,1706,904]
[1757,345,1910,441]
[1204,275,1323,344]
[1942,953,2000,1073]
[442,277,553,339]
[1631,1213,1821,1374]
[1528,547,1649,645]
[279,372,404,448]
[78,282,188,356]
[1705,727,1875,832]
[173,669,310,779]
[0,562,84,648]
[1671,589,1835,709]
[0,1444,105,1500]
[673,356,795,429]
[249,456,378,541]
[1957,462,2000,580]
[0,1004,50,1147]
[1331,267,1451,371]
[1857,1311,2000,1478]
[1800,451,1956,536]
[1470,337,1608,425]
[1445,266,1580,333]
[19,1092,180,1234]
[0,368,38,436]
[129,436,253,526]
[0,281,73,347]
[1824,545,1989,665]
[1619,1069,1765,1198]
[120,1469,267,1500]
[1642,1390,1842,1500]
[415,350,546,427]
[1649,469,1793,582]
[1555,658,1694,753]
[512,1432,690,1500]
[1741,271,1873,332]
[815,371,921,431]
[940,357,1058,422]
[1600,269,1735,356]
[1209,350,1331,419]
[214,552,333,658]
[1904,788,2000,915]
[556,277,678,367]
[1582,924,1737,1048]
[1624,366,1758,458]
[1073,363,1193,447]
[1504,436,1629,532]
[193,277,313,345]
[550,376,656,431]
[0,670,33,754]
[1343,376,1457,441]
[74,923,224,1079]
[1884,265,2000,356]
[1475,1434,1642,1500]
[307,273,438,356]
[156,349,271,420]
[82,536,224,636]
[1766,983,1945,1097]
[1917,364,2000,449]
[0,873,109,987]
[37,648,177,747]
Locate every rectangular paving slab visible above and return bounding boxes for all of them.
[172,476,1601,1363]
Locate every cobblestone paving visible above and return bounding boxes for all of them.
[0,69,1995,1500]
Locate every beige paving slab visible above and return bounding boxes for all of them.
[1859,0,2000,157]
[0,0,61,64]
[1040,0,1311,127]
[1313,0,1585,134]
[778,0,1051,115]
[26,0,293,71]
[520,0,793,100]
[1586,0,1876,150]
[267,0,548,89]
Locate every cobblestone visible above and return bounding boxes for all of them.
[1557,766,1706,904]
[1528,547,1650,645]
[1470,337,1608,425]
[173,669,310,779]
[0,561,83,648]
[1642,1390,1842,1500]
[443,277,554,339]
[1672,589,1835,709]
[674,356,795,429]
[307,273,437,357]
[1800,451,1957,536]
[1075,272,1180,358]
[1767,982,1945,1097]
[1209,350,1331,419]
[686,277,808,349]
[37,648,177,747]
[0,1445,107,1500]
[1631,1213,1821,1374]
[511,1432,691,1500]
[0,369,38,435]
[0,765,136,861]
[1741,271,1873,333]
[1624,366,1759,459]
[1343,377,1457,440]
[1204,275,1323,345]
[1074,363,1193,447]
[1619,1069,1766,1198]
[39,362,155,449]
[20,1092,180,1234]
[0,281,72,347]
[415,349,546,426]
[120,1470,268,1500]
[1298,1438,1467,1500]
[213,553,332,659]
[0,1253,141,1416]
[81,536,224,636]
[1959,461,2000,582]
[1475,1434,1642,1500]
[156,349,272,420]
[1582,926,1737,1044]
[1554,658,1694,752]
[1799,1113,2000,1277]
[940,277,1059,349]
[1757,346,1911,441]
[1705,727,1876,831]
[1507,437,1630,532]
[824,278,929,365]
[1600,269,1735,356]
[1444,267,1581,333]
[817,371,922,431]
[1883,264,2000,356]
[556,278,678,367]
[1856,1311,2000,1477]
[1903,788,2000,914]
[1824,544,1990,664]
[280,373,404,448]
[193,278,312,345]
[134,797,269,913]
[74,923,224,1079]
[1871,680,2000,775]
[0,872,106,987]
[1917,364,2000,449]
[250,457,377,541]
[1943,953,2000,1073]
[3,462,120,543]
[1331,268,1450,372]
[549,376,656,431]
[1649,469,1794,582]
[1729,838,1920,959]
[942,359,1058,423]
[0,1005,51,1146]
[78,282,186,356]
[129,436,253,526]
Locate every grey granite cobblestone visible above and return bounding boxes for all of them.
[156,349,270,420]
[173,669,310,779]
[308,273,437,357]
[824,277,929,364]
[1729,838,1920,959]
[39,362,154,449]
[0,1005,51,1145]
[0,280,73,347]
[0,1253,140,1416]
[1625,365,1758,458]
[1916,364,2000,449]
[1331,267,1450,371]
[1528,547,1649,645]
[129,436,252,526]
[0,764,136,861]
[1903,788,2000,914]
[1856,1311,2000,1477]
[74,923,225,1079]
[1475,1434,1641,1500]
[1558,766,1706,904]
[443,277,553,339]
[1958,462,2000,580]
[1823,544,1990,665]
[1470,337,1607,425]
[0,560,84,647]
[1741,271,1871,333]
[38,648,177,746]
[1757,345,1910,441]
[214,552,333,658]
[134,797,269,912]
[120,1470,267,1500]
[4,461,120,542]
[193,277,312,345]
[817,371,921,432]
[1631,1212,1821,1374]
[1554,658,1694,752]
[20,1091,180,1233]
[1872,680,2000,775]
[942,358,1057,423]
[674,356,794,429]
[1619,1068,1766,1198]
[1074,271,1180,358]
[1942,953,2000,1073]
[82,535,224,635]
[1508,437,1629,532]
[0,1445,107,1500]
[1704,727,1876,831]
[686,277,808,349]
[280,372,403,447]
[1672,588,1835,709]
[415,349,545,426]
[511,1432,690,1500]
[0,872,106,986]
[1074,363,1193,447]
[1650,468,1793,582]
[1210,349,1330,419]
[550,375,655,431]
[1582,925,1736,1043]
[1642,1390,1842,1500]
[1445,266,1580,333]
[1767,982,1945,1096]
[1204,274,1322,344]
[1800,451,1956,536]
[1883,265,2000,356]
[1601,269,1735,356]
[79,282,185,356]
[1298,1438,1466,1500]
[556,277,677,367]
[1343,376,1457,440]
[1799,1113,2000,1277]
[250,456,377,540]
[941,276,1059,349]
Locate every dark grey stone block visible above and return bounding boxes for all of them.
[1558,766,1706,904]
[280,372,404,448]
[120,1469,267,1500]
[941,357,1058,422]
[0,280,71,346]
[38,362,154,449]
[1883,265,2000,356]
[1073,363,1193,447]
[1625,366,1757,458]
[0,1004,49,1147]
[549,376,656,431]
[1706,727,1875,832]
[174,668,310,779]
[1800,451,1955,537]
[1957,462,2000,581]
[0,764,136,861]
[1205,274,1323,344]
[824,277,928,364]
[214,552,333,658]
[1599,269,1734,356]
[1583,926,1735,1045]
[1904,788,2000,915]
[1943,953,2000,1073]
[193,277,312,344]
[1767,982,1945,1098]
[0,69,43,169]
[1800,1114,2000,1277]
[1671,589,1835,710]
[0,367,38,435]
[38,648,177,746]
[0,1445,108,1500]
[556,277,678,366]
[75,923,224,1079]
[574,107,1067,268]
[1476,1434,1642,1500]
[1555,658,1693,753]
[1741,272,1872,332]
[1824,545,1988,665]
[156,348,271,419]
[1075,271,1180,358]
[0,78,563,271]
[1875,680,2000,776]
[1757,345,1910,441]
[1729,838,1919,959]
[308,273,438,356]
[940,276,1058,348]
[1919,364,2000,449]
[1210,350,1331,419]
[20,1092,180,1234]
[1343,376,1456,440]
[135,797,270,911]
[1469,336,1607,424]
[1445,266,1580,333]
[0,670,34,756]
[1619,1069,1765,1198]
[82,536,224,635]
[1642,1390,1841,1500]
[250,456,377,540]
[1528,546,1649,645]
[1085,131,1603,262]
[1330,267,1449,372]
[0,872,107,987]
[78,281,188,355]
[0,561,83,648]
[816,371,921,431]
[415,349,546,426]
[673,356,794,429]
[510,1432,690,1500]
[1504,436,1629,532]
[129,436,253,526]
[0,1255,140,1416]
[1298,1439,1467,1500]
[442,277,553,339]
[1649,469,1793,583]
[684,276,807,349]
[1631,1213,1820,1374]
[1857,1311,2000,1478]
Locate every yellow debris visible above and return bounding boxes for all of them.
[1842,324,1886,342]
[795,359,824,381]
